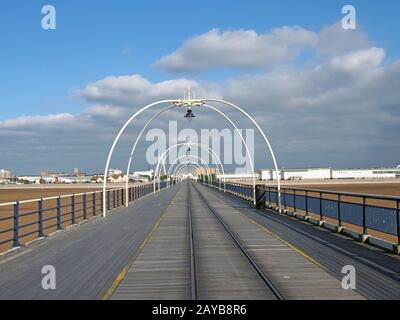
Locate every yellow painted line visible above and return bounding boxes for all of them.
[208,187,327,271]
[102,188,181,300]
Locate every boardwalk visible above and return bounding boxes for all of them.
[0,180,400,299]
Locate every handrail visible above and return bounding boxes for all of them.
[0,184,148,207]
[267,186,400,201]
[0,181,173,253]
[208,180,400,254]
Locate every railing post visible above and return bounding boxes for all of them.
[362,196,366,235]
[121,188,125,206]
[282,188,286,210]
[305,191,308,219]
[83,193,87,220]
[293,189,296,213]
[13,201,21,247]
[92,193,96,216]
[337,194,342,232]
[396,200,400,247]
[38,198,45,238]
[107,191,110,211]
[319,192,323,221]
[71,194,76,225]
[56,196,62,230]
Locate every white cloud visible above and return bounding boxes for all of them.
[155,27,318,72]
[1,24,399,173]
[77,74,222,106]
[330,47,385,72]
[155,23,373,73]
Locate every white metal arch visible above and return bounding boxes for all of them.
[166,155,217,189]
[203,104,256,204]
[103,99,175,216]
[153,143,225,190]
[204,99,281,211]
[174,163,203,180]
[167,154,220,177]
[103,98,281,216]
[153,143,215,192]
[125,105,175,206]
[173,162,204,178]
[153,142,224,193]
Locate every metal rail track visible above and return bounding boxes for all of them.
[187,182,197,300]
[191,181,285,300]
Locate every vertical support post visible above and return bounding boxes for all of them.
[337,194,342,232]
[71,194,76,225]
[38,198,44,238]
[293,189,296,213]
[92,193,96,216]
[396,200,400,245]
[56,196,62,230]
[83,193,87,220]
[305,191,308,219]
[319,192,323,221]
[113,190,116,208]
[101,191,105,214]
[282,188,286,210]
[122,188,125,206]
[362,196,366,235]
[13,201,21,247]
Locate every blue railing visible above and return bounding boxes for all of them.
[0,181,171,253]
[204,180,400,253]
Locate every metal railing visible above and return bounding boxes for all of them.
[204,180,400,254]
[0,181,172,254]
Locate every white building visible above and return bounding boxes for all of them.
[216,173,260,181]
[261,167,400,181]
[132,170,154,178]
[332,168,400,179]
[108,168,123,176]
[0,169,12,179]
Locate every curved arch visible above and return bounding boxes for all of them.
[204,99,281,211]
[167,154,219,177]
[125,105,175,206]
[153,142,225,193]
[203,104,256,204]
[166,154,215,189]
[153,146,213,192]
[173,162,202,177]
[167,155,220,189]
[174,162,203,179]
[103,99,175,216]
[103,97,281,216]
[165,152,224,190]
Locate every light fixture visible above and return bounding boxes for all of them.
[184,108,196,120]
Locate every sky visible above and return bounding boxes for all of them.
[0,0,400,175]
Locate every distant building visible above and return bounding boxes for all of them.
[216,173,260,181]
[260,167,400,181]
[108,168,123,176]
[40,170,67,178]
[73,168,87,177]
[0,169,12,179]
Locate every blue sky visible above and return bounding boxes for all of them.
[1,1,400,174]
[1,0,399,119]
